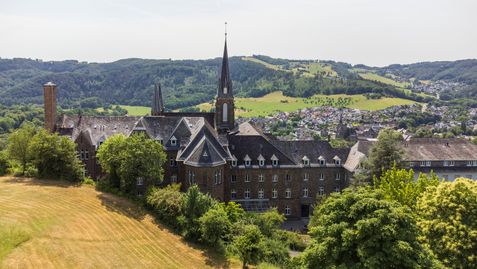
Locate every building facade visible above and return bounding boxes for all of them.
[44,37,352,220]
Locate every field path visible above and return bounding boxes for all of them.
[0,177,232,269]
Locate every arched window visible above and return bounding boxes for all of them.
[222,103,228,122]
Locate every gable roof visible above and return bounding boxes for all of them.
[403,138,477,161]
[270,140,350,165]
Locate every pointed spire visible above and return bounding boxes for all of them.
[218,22,232,98]
[152,83,164,115]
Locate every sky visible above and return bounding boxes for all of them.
[0,0,476,66]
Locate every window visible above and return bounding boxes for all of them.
[259,159,265,166]
[285,188,291,198]
[244,155,251,166]
[318,187,324,196]
[80,150,85,160]
[320,173,324,181]
[223,86,228,94]
[258,189,264,199]
[170,136,177,146]
[302,156,310,166]
[222,103,228,122]
[319,157,326,166]
[303,173,309,181]
[214,171,220,185]
[449,161,455,166]
[85,150,89,160]
[420,161,431,167]
[258,174,264,182]
[271,154,279,167]
[244,189,250,199]
[231,189,237,199]
[285,206,291,216]
[336,173,341,181]
[170,157,177,167]
[286,174,291,181]
[272,189,278,198]
[231,175,237,183]
[335,159,340,165]
[188,171,195,185]
[245,174,250,182]
[466,161,475,167]
[137,177,144,186]
[335,187,340,192]
[303,188,309,198]
[231,160,237,167]
[444,160,454,167]
[272,174,278,182]
[171,175,177,183]
[245,160,251,166]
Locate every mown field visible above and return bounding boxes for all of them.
[196,91,416,117]
[0,177,238,269]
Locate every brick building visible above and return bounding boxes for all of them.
[43,37,352,220]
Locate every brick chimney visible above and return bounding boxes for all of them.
[43,82,57,133]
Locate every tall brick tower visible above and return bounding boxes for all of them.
[43,82,57,133]
[215,29,235,132]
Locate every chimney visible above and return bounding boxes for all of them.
[43,82,57,133]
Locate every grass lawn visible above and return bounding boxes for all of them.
[357,72,411,88]
[196,91,416,117]
[97,105,151,116]
[0,177,241,269]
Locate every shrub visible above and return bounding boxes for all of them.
[274,230,307,251]
[146,184,183,228]
[0,151,9,176]
[81,177,96,187]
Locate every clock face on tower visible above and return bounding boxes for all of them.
[223,86,227,94]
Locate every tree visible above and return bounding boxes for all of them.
[255,208,285,237]
[299,187,437,268]
[0,150,8,176]
[146,184,183,228]
[179,185,215,240]
[28,129,84,181]
[96,134,127,188]
[7,123,36,175]
[199,203,231,246]
[374,163,439,208]
[417,178,477,268]
[231,224,264,269]
[366,128,403,181]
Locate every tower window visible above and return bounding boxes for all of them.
[223,103,228,122]
[223,86,228,94]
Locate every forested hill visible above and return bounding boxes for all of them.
[0,56,475,109]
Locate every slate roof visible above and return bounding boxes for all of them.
[60,115,141,146]
[403,138,477,161]
[270,140,350,165]
[344,140,375,172]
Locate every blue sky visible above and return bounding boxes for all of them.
[0,0,476,66]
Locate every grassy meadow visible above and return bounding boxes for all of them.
[196,91,416,117]
[0,177,240,269]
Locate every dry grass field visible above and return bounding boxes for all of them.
[0,177,237,269]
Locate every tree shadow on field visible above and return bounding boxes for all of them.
[2,176,80,188]
[96,192,147,221]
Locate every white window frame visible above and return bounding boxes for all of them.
[318,187,324,196]
[222,103,228,122]
[272,189,278,199]
[258,189,264,199]
[245,160,251,166]
[85,150,89,160]
[320,173,324,181]
[231,160,237,167]
[137,177,144,186]
[244,189,250,199]
[170,136,177,146]
[272,159,278,166]
[272,174,278,182]
[231,175,237,183]
[285,188,291,198]
[303,188,309,198]
[336,173,341,181]
[244,174,250,182]
[285,206,291,216]
[303,173,309,181]
[170,175,177,183]
[231,189,237,199]
[258,174,264,182]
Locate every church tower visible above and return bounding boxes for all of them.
[215,29,235,132]
[151,82,164,116]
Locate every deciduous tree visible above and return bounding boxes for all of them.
[7,123,36,175]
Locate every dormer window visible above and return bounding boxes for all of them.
[319,156,326,166]
[244,154,251,167]
[333,156,341,165]
[231,160,237,167]
[258,154,265,167]
[170,136,177,146]
[271,154,279,167]
[302,156,310,166]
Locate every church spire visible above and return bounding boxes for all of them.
[218,22,232,98]
[152,82,164,116]
[215,22,235,132]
